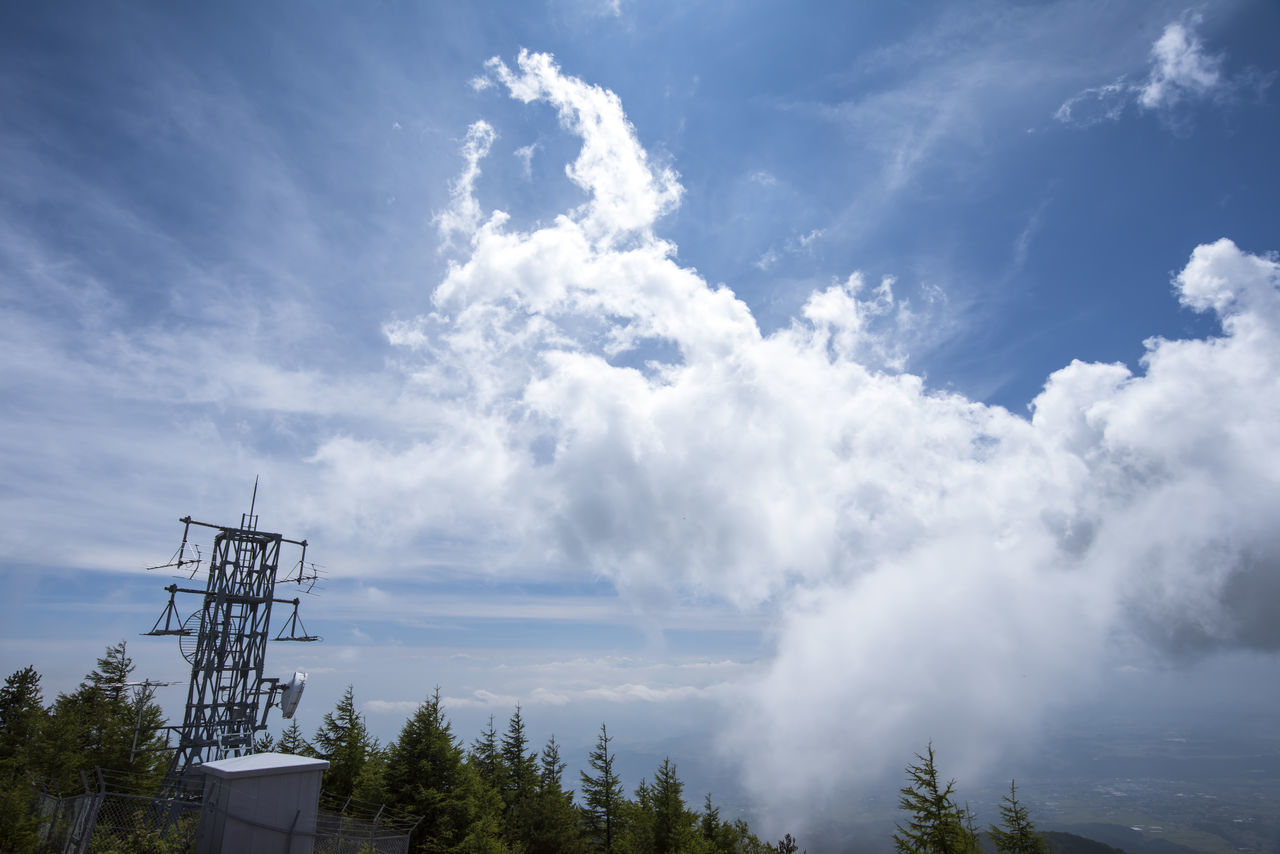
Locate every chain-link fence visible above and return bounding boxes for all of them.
[34,787,94,853]
[313,789,421,854]
[80,792,199,853]
[34,768,419,854]
[35,770,201,854]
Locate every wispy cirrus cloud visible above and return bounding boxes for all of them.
[1055,13,1271,127]
[1138,15,1226,109]
[753,228,826,272]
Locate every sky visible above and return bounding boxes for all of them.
[2,0,1280,834]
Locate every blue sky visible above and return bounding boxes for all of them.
[3,0,1280,831]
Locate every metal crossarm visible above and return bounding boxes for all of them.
[273,599,321,642]
[144,586,187,636]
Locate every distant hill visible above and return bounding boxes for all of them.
[802,828,1132,853]
[1049,824,1209,854]
[1043,830,1130,854]
[975,830,1128,854]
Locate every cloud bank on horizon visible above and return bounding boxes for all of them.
[300,46,1280,811]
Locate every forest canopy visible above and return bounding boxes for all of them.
[0,648,805,854]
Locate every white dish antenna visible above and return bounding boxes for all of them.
[280,671,307,719]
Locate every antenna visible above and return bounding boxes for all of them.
[279,672,307,719]
[144,483,321,794]
[102,677,183,764]
[242,475,260,531]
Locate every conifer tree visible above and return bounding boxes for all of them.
[89,642,133,703]
[728,818,769,854]
[988,780,1049,854]
[497,705,540,848]
[651,757,693,854]
[523,734,586,854]
[384,687,481,851]
[312,685,376,801]
[38,642,166,791]
[581,723,624,853]
[500,704,538,808]
[0,665,45,769]
[698,792,751,854]
[773,833,802,854]
[457,757,512,854]
[539,734,567,793]
[470,714,502,787]
[277,718,311,755]
[623,776,656,854]
[353,743,390,807]
[0,665,47,851]
[893,743,980,854]
[700,792,721,845]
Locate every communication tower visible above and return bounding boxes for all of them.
[144,482,321,790]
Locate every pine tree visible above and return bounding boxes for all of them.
[457,758,512,854]
[988,780,1049,854]
[651,757,693,854]
[277,718,311,755]
[0,665,47,852]
[581,723,624,853]
[89,642,133,703]
[700,792,721,845]
[698,792,748,854]
[311,685,375,801]
[496,705,539,848]
[0,665,45,768]
[624,777,655,854]
[773,833,802,854]
[893,743,980,854]
[353,743,390,807]
[254,731,276,753]
[728,818,770,854]
[471,714,502,787]
[539,734,567,793]
[384,687,479,851]
[500,705,538,808]
[523,734,585,854]
[38,642,166,791]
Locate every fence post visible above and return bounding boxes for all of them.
[76,768,107,854]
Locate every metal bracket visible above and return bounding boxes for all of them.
[143,585,188,636]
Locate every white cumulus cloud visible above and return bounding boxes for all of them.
[297,51,1280,820]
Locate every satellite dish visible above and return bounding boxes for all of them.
[280,671,307,719]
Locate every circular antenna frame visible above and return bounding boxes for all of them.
[178,612,202,664]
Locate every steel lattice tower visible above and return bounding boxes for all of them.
[146,485,318,791]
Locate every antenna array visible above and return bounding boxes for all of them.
[144,482,322,791]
